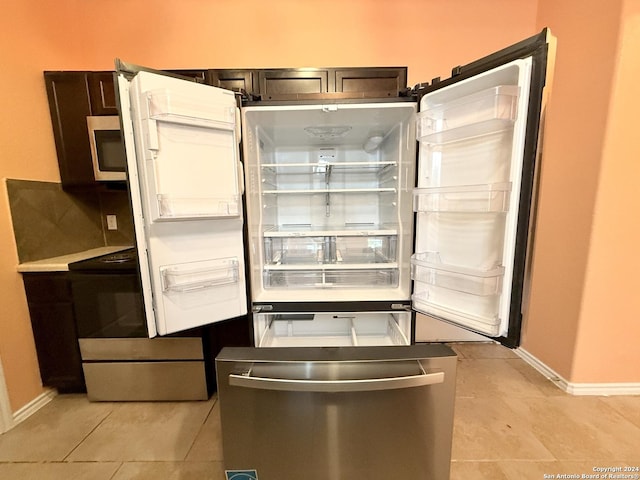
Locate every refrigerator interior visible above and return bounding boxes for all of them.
[412,58,533,337]
[242,102,417,305]
[254,311,412,347]
[241,102,416,348]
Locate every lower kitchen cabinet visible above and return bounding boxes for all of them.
[22,273,86,393]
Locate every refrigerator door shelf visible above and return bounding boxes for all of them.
[144,89,236,129]
[412,293,501,336]
[417,131,514,188]
[160,257,239,293]
[413,182,511,213]
[411,252,505,296]
[255,312,411,347]
[157,194,240,219]
[414,211,507,271]
[417,85,519,144]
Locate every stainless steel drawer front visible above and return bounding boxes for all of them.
[216,345,457,480]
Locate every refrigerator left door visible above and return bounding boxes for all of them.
[117,70,247,337]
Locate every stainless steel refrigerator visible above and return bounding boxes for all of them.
[115,28,553,480]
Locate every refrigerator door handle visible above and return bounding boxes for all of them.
[228,364,444,393]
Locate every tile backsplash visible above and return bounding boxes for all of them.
[6,179,134,263]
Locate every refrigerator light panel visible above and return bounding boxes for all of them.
[304,126,351,138]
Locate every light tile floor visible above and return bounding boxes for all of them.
[0,343,638,480]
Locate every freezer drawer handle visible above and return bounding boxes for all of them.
[228,366,444,393]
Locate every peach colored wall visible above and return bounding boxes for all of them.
[571,0,640,382]
[0,0,540,412]
[525,0,640,383]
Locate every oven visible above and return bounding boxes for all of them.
[68,249,209,401]
[69,249,145,338]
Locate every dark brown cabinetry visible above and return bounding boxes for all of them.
[168,69,209,83]
[256,67,407,100]
[23,273,85,393]
[44,72,94,187]
[334,67,408,97]
[45,71,121,187]
[87,72,118,115]
[258,69,330,98]
[209,69,256,94]
[208,67,407,99]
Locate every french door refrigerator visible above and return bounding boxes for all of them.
[115,28,552,479]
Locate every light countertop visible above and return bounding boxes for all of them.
[17,246,133,273]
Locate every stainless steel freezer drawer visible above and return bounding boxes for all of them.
[216,344,457,480]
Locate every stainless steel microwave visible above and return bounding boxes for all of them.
[87,115,127,181]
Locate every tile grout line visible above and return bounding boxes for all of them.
[108,461,125,480]
[181,397,218,461]
[61,406,117,462]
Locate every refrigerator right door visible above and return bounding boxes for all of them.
[411,29,552,345]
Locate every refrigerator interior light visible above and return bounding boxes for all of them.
[304,125,352,138]
[363,134,385,153]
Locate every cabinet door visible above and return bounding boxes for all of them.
[258,69,331,99]
[87,72,118,115]
[209,69,257,94]
[167,69,209,83]
[23,274,85,393]
[334,67,408,97]
[44,72,95,186]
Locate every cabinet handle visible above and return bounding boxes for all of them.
[229,363,444,393]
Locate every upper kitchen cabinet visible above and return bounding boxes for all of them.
[256,67,408,100]
[209,69,257,95]
[86,72,118,115]
[258,68,330,99]
[45,72,95,187]
[334,67,408,97]
[166,69,209,83]
[45,71,127,187]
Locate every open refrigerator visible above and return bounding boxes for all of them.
[116,29,553,479]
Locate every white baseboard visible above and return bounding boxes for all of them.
[12,388,57,426]
[0,361,13,434]
[516,348,640,396]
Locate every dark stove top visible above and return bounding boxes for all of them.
[69,248,138,271]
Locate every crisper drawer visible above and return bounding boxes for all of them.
[263,235,397,265]
[417,85,519,143]
[263,267,399,289]
[254,312,411,347]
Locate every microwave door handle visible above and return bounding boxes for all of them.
[228,365,444,393]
